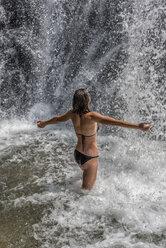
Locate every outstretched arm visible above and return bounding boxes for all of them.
[90,112,151,131]
[37,110,72,128]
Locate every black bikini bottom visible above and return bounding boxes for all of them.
[74,149,98,166]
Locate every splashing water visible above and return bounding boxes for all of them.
[0,0,166,247]
[0,121,166,247]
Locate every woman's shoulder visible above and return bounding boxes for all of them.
[88,111,106,122]
[88,111,102,117]
[83,112,101,123]
[70,110,101,119]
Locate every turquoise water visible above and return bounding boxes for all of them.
[0,120,166,248]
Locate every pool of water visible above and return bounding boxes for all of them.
[0,120,166,248]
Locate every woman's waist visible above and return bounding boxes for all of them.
[75,143,98,156]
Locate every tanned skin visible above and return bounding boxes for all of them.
[37,107,151,190]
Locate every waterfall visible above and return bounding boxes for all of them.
[1,1,166,247]
[0,0,166,139]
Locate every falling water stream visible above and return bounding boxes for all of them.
[0,0,166,247]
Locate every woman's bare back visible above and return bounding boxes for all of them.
[71,112,98,156]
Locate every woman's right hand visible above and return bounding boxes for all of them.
[138,122,151,131]
[37,120,47,128]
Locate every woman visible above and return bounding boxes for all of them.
[37,89,151,190]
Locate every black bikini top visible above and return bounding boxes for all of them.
[76,125,99,152]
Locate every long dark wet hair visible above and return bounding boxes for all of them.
[72,89,90,116]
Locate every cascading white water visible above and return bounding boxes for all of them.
[117,0,166,140]
[0,0,166,247]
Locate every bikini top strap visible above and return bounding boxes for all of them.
[76,132,97,151]
[76,124,98,138]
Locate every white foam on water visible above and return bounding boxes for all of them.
[1,119,166,247]
[0,119,36,152]
[0,119,34,138]
[30,133,166,248]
